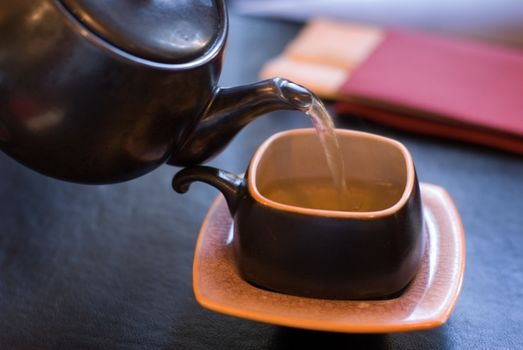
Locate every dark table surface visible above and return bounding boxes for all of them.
[1,11,523,350]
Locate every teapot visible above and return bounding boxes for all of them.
[0,0,313,183]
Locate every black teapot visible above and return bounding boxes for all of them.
[0,0,312,183]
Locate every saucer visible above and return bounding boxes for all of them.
[192,183,465,333]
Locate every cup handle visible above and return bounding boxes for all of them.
[172,166,244,215]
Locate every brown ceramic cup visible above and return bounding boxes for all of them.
[173,129,425,300]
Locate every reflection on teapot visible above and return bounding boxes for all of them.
[0,0,313,184]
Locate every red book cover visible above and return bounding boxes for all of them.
[337,30,523,153]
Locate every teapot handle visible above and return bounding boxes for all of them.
[172,165,244,215]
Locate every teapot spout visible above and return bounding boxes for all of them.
[168,77,313,166]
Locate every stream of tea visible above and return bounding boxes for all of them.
[303,95,349,208]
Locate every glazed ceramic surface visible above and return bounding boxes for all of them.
[0,0,311,183]
[174,129,425,299]
[192,183,465,333]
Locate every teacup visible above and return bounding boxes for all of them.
[173,129,425,300]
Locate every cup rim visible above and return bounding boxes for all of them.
[248,128,416,218]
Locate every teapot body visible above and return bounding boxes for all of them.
[0,0,226,183]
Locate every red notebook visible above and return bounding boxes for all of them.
[260,20,523,154]
[336,29,523,154]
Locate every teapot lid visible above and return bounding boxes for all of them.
[60,0,224,63]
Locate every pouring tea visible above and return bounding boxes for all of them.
[0,0,318,184]
[173,129,425,299]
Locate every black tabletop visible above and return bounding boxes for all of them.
[1,14,523,350]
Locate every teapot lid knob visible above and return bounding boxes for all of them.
[60,0,225,63]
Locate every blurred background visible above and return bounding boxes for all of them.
[229,0,523,48]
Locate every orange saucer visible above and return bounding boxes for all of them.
[192,183,465,333]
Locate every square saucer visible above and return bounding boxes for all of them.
[192,183,465,333]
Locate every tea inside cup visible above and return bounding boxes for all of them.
[251,129,413,215]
